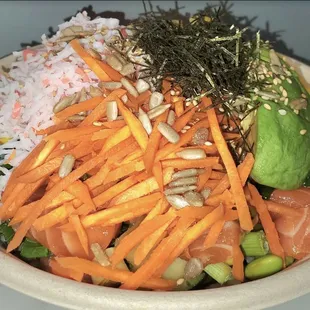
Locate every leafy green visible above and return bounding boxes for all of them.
[254,183,274,200]
[303,174,310,187]
[0,222,15,243]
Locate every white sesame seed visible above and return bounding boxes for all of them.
[230,24,235,30]
[219,107,225,113]
[274,100,278,103]
[279,86,284,92]
[280,75,285,80]
[273,79,278,85]
[263,103,272,110]
[301,93,307,99]
[300,129,307,135]
[60,144,65,150]
[170,90,176,96]
[284,98,288,105]
[262,96,269,100]
[181,129,187,133]
[263,67,268,75]
[184,125,191,130]
[176,91,181,96]
[253,96,258,101]
[193,100,199,106]
[185,101,191,107]
[204,141,213,146]
[286,78,292,84]
[280,97,285,102]
[177,278,185,285]
[277,78,282,84]
[229,126,234,131]
[93,121,103,126]
[278,109,287,116]
[222,125,228,130]
[282,89,288,98]
[294,109,299,115]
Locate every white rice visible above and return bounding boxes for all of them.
[0,12,122,196]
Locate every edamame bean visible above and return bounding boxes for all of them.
[285,256,295,267]
[245,254,282,280]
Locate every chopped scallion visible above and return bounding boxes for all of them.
[204,262,232,285]
[241,230,269,257]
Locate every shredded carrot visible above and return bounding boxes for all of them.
[266,201,303,217]
[95,59,123,81]
[36,121,73,136]
[204,179,221,190]
[101,120,127,129]
[152,161,164,192]
[55,97,105,120]
[69,215,89,256]
[206,190,233,207]
[232,243,245,282]
[224,209,239,221]
[155,119,209,161]
[223,132,241,140]
[176,206,215,220]
[211,152,255,196]
[143,198,170,223]
[161,157,219,169]
[67,180,95,211]
[70,39,116,81]
[91,128,119,141]
[49,258,84,282]
[119,149,143,165]
[197,168,212,191]
[135,90,151,107]
[7,154,107,252]
[33,203,75,231]
[174,99,184,117]
[248,184,285,261]
[153,204,224,277]
[114,96,149,151]
[203,219,225,248]
[143,110,169,173]
[56,257,175,290]
[110,211,177,267]
[210,170,226,180]
[120,216,193,290]
[206,102,252,231]
[84,161,111,190]
[112,167,174,205]
[81,193,162,228]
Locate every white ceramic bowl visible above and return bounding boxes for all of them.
[0,51,310,310]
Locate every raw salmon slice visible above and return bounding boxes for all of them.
[188,221,241,265]
[271,188,310,208]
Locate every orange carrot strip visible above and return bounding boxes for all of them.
[7,154,106,252]
[33,203,75,231]
[175,99,184,117]
[143,110,169,173]
[79,90,126,127]
[55,97,105,120]
[204,179,221,190]
[266,201,303,217]
[96,60,123,81]
[69,215,89,256]
[119,149,143,165]
[82,193,162,228]
[206,190,233,207]
[70,39,115,81]
[197,168,212,191]
[210,170,226,180]
[224,209,239,221]
[203,219,225,248]
[114,96,149,151]
[112,167,174,205]
[31,139,60,169]
[35,121,73,136]
[84,161,111,190]
[142,198,169,223]
[101,120,126,129]
[3,149,16,165]
[206,103,252,231]
[135,90,151,106]
[232,243,245,282]
[121,216,193,290]
[211,153,255,196]
[155,119,210,161]
[91,129,119,141]
[248,184,285,260]
[153,204,224,278]
[56,257,175,290]
[152,161,164,192]
[67,180,95,211]
[110,211,176,267]
[176,206,215,220]
[223,132,241,140]
[161,157,219,169]
[49,258,84,282]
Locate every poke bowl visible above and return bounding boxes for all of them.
[0,9,310,310]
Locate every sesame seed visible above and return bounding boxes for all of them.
[263,103,272,110]
[175,91,181,96]
[204,141,213,146]
[219,107,225,113]
[222,125,228,130]
[301,93,307,99]
[276,78,282,84]
[262,96,269,100]
[278,109,287,116]
[93,121,103,126]
[282,89,288,98]
[286,78,292,84]
[185,101,191,107]
[271,90,277,94]
[294,109,299,115]
[273,79,278,85]
[279,86,284,92]
[60,144,65,150]
[177,278,185,285]
[263,67,268,75]
[280,97,285,102]
[300,129,307,135]
[84,69,91,73]
[170,90,176,96]
[284,98,288,105]
[184,125,191,130]
[254,88,259,93]
[181,129,187,133]
[230,24,235,30]
[229,126,234,131]
[274,100,278,103]
[253,96,258,101]
[193,100,199,106]
[237,147,243,155]
[280,75,285,80]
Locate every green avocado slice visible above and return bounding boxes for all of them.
[250,101,310,190]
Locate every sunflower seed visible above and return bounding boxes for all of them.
[184,258,204,280]
[121,78,139,97]
[289,98,307,110]
[164,185,197,195]
[99,81,122,90]
[67,115,86,123]
[165,194,190,209]
[191,128,209,145]
[59,154,75,178]
[149,91,164,109]
[136,79,150,94]
[121,94,128,103]
[169,177,198,187]
[167,110,176,126]
[138,108,152,135]
[147,104,171,120]
[53,92,81,113]
[172,169,200,180]
[87,48,102,60]
[176,148,206,160]
[89,85,103,97]
[201,188,211,200]
[56,35,77,43]
[61,26,83,37]
[158,122,180,144]
[300,129,307,135]
[184,191,204,207]
[106,101,118,121]
[79,87,88,102]
[120,63,135,76]
[106,55,123,72]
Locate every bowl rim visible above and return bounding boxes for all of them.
[1,51,310,310]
